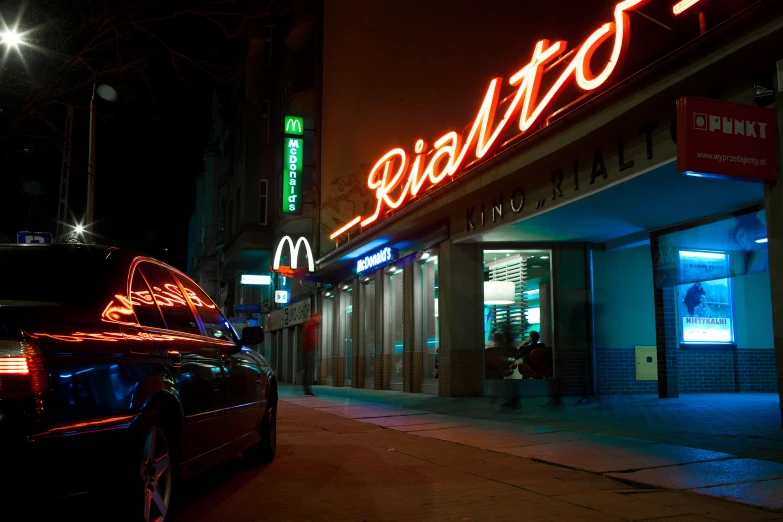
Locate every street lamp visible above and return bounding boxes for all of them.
[0,29,21,49]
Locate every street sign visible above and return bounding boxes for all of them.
[17,232,52,244]
[234,303,261,314]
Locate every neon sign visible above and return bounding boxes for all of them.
[356,247,397,273]
[282,137,303,213]
[284,115,304,135]
[330,0,650,240]
[272,235,315,272]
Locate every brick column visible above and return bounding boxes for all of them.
[652,269,680,398]
[437,241,483,396]
[551,243,592,397]
[403,258,419,393]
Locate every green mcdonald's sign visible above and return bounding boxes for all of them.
[282,115,304,214]
[284,115,304,136]
[283,137,303,213]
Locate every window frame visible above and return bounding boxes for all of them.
[129,264,167,329]
[131,260,203,337]
[173,271,239,344]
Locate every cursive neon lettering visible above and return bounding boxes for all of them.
[329,0,649,241]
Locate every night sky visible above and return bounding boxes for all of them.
[0,0,273,270]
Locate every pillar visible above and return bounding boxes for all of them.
[766,85,783,425]
[437,241,483,396]
[551,243,592,397]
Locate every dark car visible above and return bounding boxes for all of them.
[0,244,277,520]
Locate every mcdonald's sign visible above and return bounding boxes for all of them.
[284,115,304,136]
[283,115,304,214]
[271,236,315,278]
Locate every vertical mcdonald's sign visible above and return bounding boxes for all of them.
[283,115,304,213]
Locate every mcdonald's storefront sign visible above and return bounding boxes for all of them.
[283,115,304,214]
[272,235,315,278]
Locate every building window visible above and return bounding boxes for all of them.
[259,179,268,226]
[418,252,439,389]
[263,26,272,66]
[483,250,553,380]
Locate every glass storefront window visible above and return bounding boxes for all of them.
[419,254,439,391]
[389,267,404,387]
[483,250,553,380]
[362,278,376,388]
[323,293,334,386]
[654,208,769,347]
[343,287,353,386]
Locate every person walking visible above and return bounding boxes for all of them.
[302,312,321,396]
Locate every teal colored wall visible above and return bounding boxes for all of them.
[593,246,657,348]
[733,271,774,349]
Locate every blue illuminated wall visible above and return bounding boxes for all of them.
[592,245,659,395]
[593,245,776,395]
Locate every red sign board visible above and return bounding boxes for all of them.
[676,97,777,182]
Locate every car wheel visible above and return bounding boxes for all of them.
[244,399,276,464]
[136,410,176,522]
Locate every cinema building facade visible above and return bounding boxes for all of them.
[307,0,783,411]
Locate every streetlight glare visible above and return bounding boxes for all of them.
[0,29,22,48]
[74,224,85,234]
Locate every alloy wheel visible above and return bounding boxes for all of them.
[139,426,172,522]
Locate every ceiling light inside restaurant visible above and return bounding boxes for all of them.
[484,281,515,305]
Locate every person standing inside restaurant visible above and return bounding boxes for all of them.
[302,312,321,396]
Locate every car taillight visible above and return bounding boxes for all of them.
[0,339,49,397]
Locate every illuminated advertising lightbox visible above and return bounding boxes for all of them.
[282,138,303,213]
[356,247,398,273]
[677,251,734,344]
[284,115,304,136]
[274,290,289,304]
[241,274,271,285]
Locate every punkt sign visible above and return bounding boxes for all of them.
[356,247,398,273]
[330,0,653,241]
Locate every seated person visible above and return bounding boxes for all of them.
[510,331,552,378]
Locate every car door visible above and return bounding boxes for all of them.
[133,262,226,464]
[174,273,266,444]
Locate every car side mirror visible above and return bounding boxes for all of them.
[241,326,264,345]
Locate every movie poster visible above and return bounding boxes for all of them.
[677,251,734,343]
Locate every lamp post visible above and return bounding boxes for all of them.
[85,83,118,237]
[1,28,117,242]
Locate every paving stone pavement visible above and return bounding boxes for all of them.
[174,399,783,522]
[268,385,783,511]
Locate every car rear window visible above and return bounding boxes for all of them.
[0,246,112,304]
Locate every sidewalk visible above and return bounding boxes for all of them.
[279,384,783,511]
[175,394,783,522]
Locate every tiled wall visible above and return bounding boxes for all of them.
[736,349,777,392]
[596,348,658,395]
[596,347,778,395]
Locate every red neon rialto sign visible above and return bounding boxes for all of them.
[330,0,650,240]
